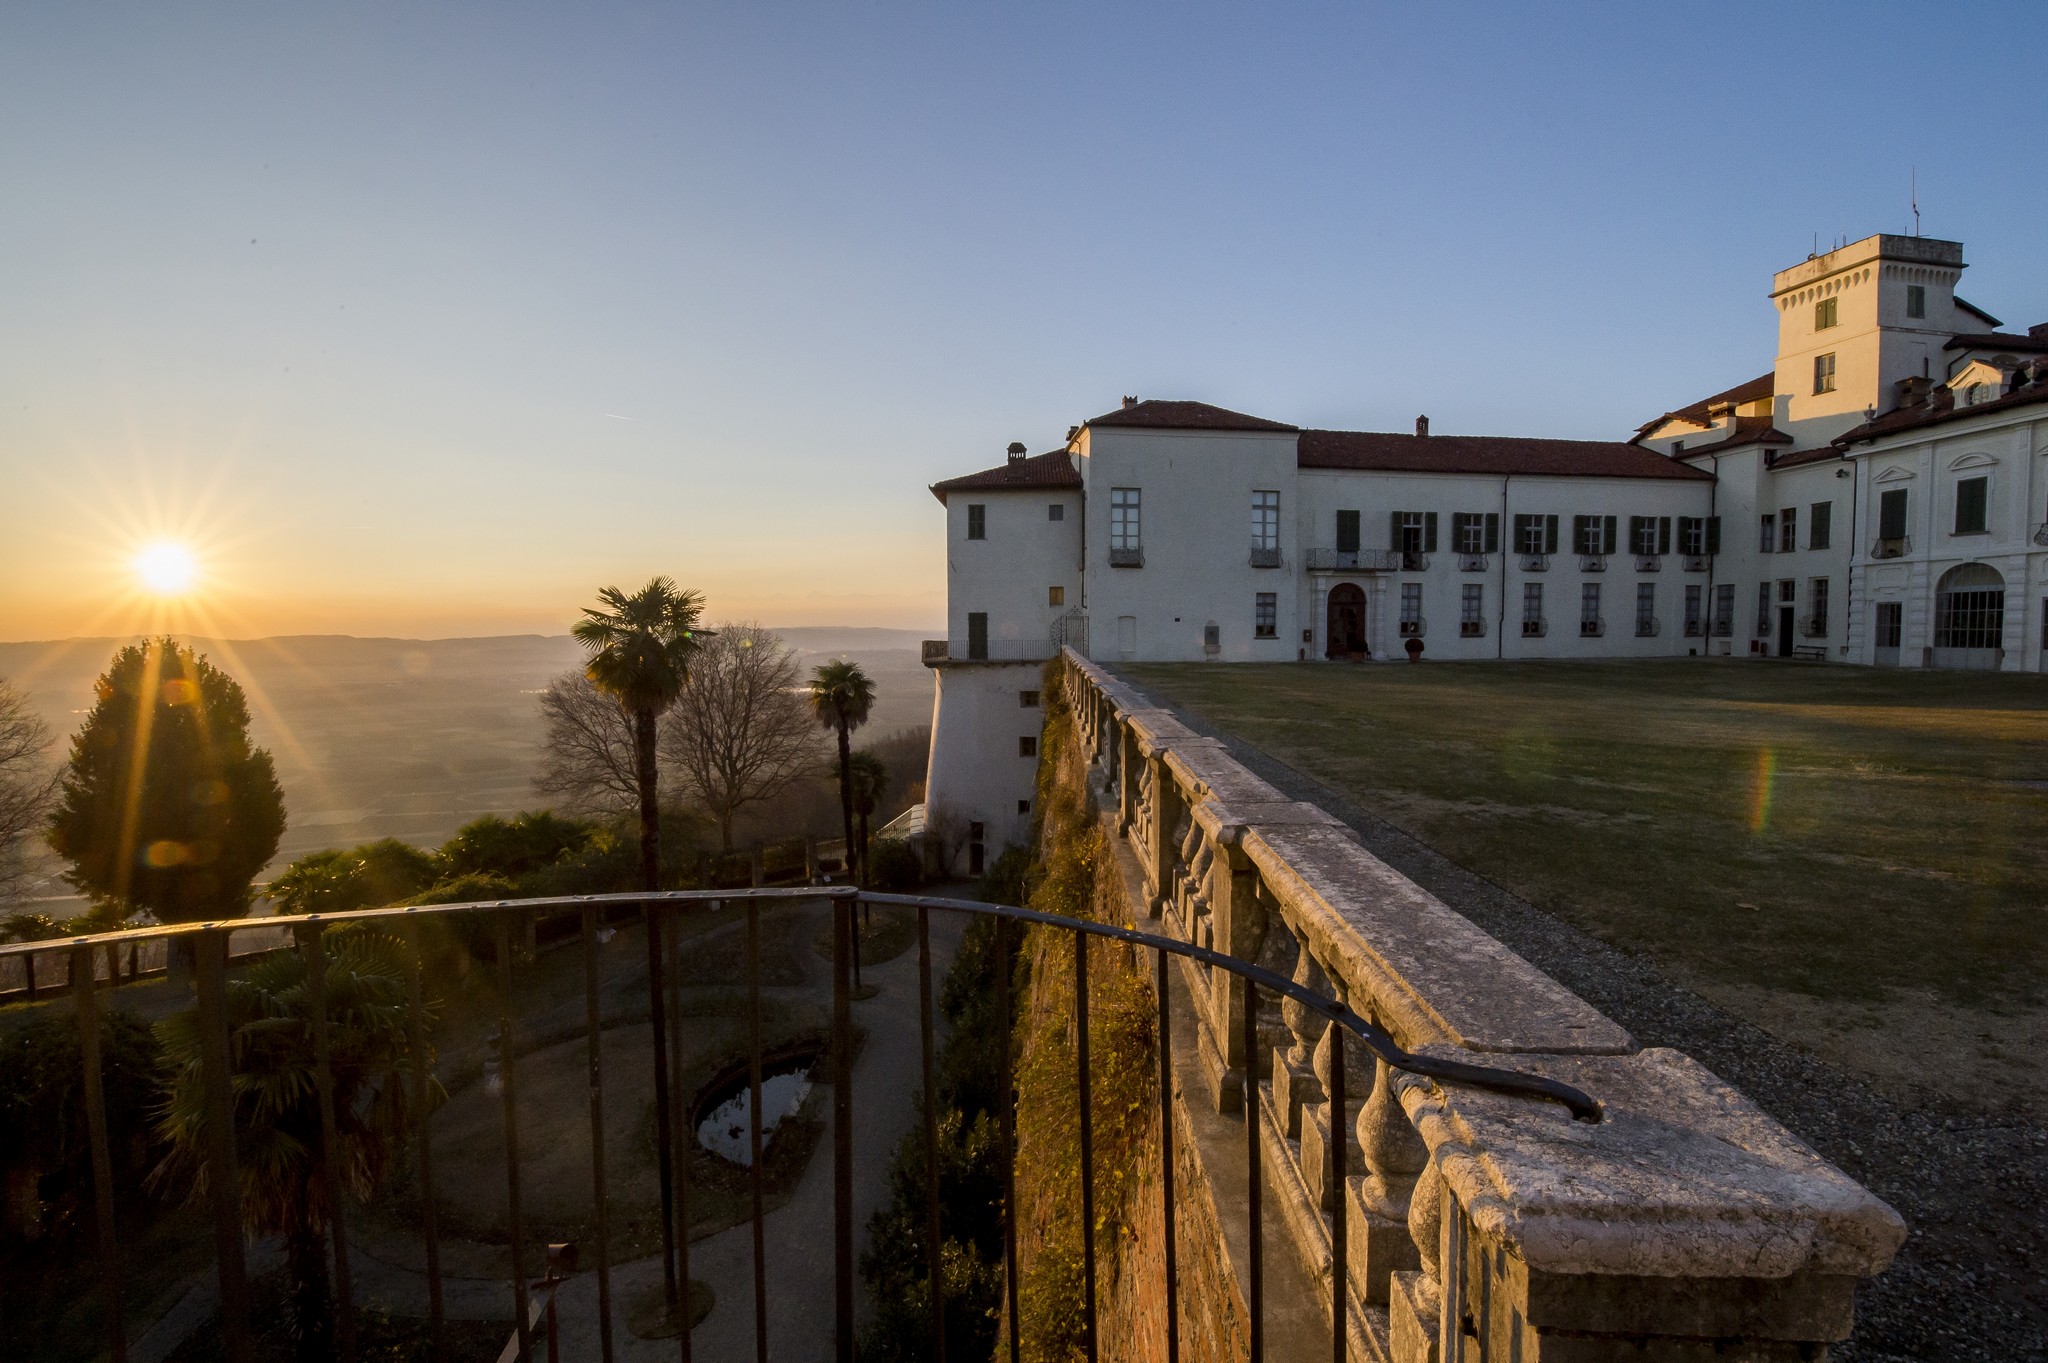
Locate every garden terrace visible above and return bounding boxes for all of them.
[2,657,1906,1362]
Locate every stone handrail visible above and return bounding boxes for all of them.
[1061,647,1903,1362]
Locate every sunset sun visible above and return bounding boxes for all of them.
[134,541,198,595]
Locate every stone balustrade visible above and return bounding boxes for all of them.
[1063,647,1904,1362]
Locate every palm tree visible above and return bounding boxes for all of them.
[808,661,876,884]
[570,576,704,1311]
[848,751,888,887]
[572,577,707,893]
[156,929,428,1359]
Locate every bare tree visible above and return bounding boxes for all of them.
[0,679,57,909]
[661,624,820,850]
[533,668,643,815]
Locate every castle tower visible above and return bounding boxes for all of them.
[1769,234,1975,447]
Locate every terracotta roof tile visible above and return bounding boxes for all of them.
[1085,399,1297,432]
[1298,429,1713,481]
[929,449,1081,503]
[1942,331,2048,355]
[1634,373,1777,437]
[1835,377,2048,447]
[1669,417,1794,459]
[1767,446,1847,470]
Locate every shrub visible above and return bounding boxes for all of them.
[0,1008,162,1243]
[866,837,922,892]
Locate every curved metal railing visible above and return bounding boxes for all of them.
[1,886,1597,1363]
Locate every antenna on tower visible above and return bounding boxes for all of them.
[1911,166,1920,236]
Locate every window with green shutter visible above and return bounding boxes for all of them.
[1336,509,1360,554]
[1955,477,1988,534]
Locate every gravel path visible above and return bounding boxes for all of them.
[1139,682,2048,1363]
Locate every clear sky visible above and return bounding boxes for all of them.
[2,2,2041,641]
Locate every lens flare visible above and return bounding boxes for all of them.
[1748,748,1777,833]
[135,542,198,595]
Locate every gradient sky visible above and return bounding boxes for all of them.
[2,3,2042,641]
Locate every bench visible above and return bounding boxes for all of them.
[1792,645,1828,662]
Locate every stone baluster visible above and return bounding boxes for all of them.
[1344,1044,1429,1307]
[1172,808,1201,924]
[1271,933,1327,1138]
[1184,826,1214,948]
[1115,723,1136,836]
[1144,754,1180,917]
[1201,841,1267,1113]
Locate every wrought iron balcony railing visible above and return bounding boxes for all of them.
[1871,536,1911,560]
[2034,522,2048,548]
[921,639,950,664]
[1684,619,1705,637]
[1580,617,1605,637]
[1108,545,1145,568]
[1460,618,1486,637]
[1681,553,1708,572]
[1248,546,1282,568]
[1305,548,1400,572]
[1400,550,1430,572]
[1802,618,1830,639]
[0,887,1594,1363]
[1457,553,1488,572]
[1634,554,1661,572]
[1521,617,1547,637]
[1635,616,1660,637]
[1519,552,1550,572]
[1399,617,1425,637]
[1579,554,1608,572]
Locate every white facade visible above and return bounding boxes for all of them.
[920,233,2048,865]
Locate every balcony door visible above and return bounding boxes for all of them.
[1777,605,1794,659]
[1326,583,1368,660]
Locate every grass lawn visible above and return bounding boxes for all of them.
[1125,659,2048,1103]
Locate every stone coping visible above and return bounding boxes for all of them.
[1396,1046,1907,1280]
[1247,822,1631,1057]
[1066,648,1905,1293]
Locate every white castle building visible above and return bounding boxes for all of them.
[921,233,2048,872]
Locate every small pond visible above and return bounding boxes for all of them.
[695,1054,818,1168]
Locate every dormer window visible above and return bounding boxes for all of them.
[1816,297,1838,330]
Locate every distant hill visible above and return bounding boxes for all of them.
[1,629,936,914]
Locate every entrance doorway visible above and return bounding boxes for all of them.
[1873,602,1902,666]
[1777,605,1795,658]
[1326,583,1367,659]
[1932,563,2005,669]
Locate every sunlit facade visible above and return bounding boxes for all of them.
[921,233,2048,866]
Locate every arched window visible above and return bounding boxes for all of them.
[1933,563,2004,650]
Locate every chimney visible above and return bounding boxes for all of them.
[1121,395,1139,409]
[1005,441,1027,479]
[1893,374,1932,408]
[1415,415,1429,438]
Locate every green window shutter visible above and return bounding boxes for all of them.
[1544,515,1559,555]
[1424,512,1438,552]
[1603,516,1618,555]
[1336,509,1360,554]
[1879,489,1907,540]
[1956,478,1987,533]
[1659,517,1672,554]
[1484,513,1499,552]
[1706,517,1721,554]
[1391,511,1405,551]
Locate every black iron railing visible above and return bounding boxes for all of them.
[3,887,1597,1363]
